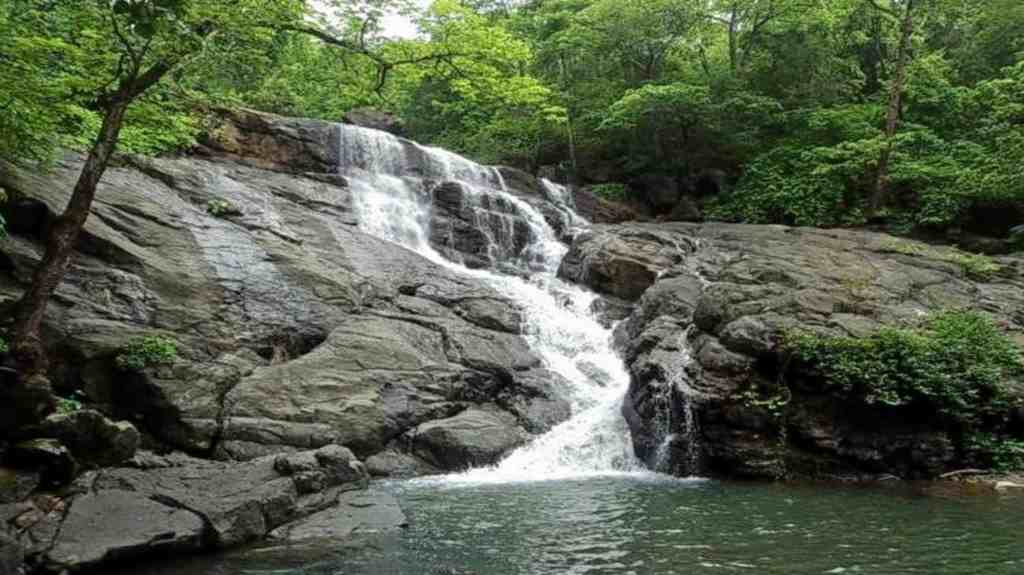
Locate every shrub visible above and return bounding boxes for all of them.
[206,199,241,218]
[0,337,7,355]
[116,336,179,371]
[967,434,1024,472]
[941,251,1002,281]
[877,239,1002,280]
[55,396,83,415]
[588,183,628,202]
[788,310,1024,424]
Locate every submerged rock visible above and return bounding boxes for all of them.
[269,490,407,542]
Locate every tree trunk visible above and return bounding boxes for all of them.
[870,0,915,217]
[728,7,739,73]
[3,98,130,427]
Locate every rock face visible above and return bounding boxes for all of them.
[564,223,1024,480]
[1,445,367,572]
[0,109,571,479]
[343,108,405,136]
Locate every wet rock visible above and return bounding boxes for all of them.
[0,468,39,504]
[558,227,694,300]
[364,450,439,478]
[410,408,528,470]
[343,108,405,136]
[8,440,76,488]
[430,181,534,269]
[45,490,205,571]
[268,490,406,542]
[197,108,337,173]
[25,410,140,468]
[577,222,1024,479]
[0,530,24,575]
[0,113,571,476]
[89,445,367,549]
[573,187,640,224]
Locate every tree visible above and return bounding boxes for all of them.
[4,0,302,426]
[866,0,918,216]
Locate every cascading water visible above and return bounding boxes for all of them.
[337,124,649,482]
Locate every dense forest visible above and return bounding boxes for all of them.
[3,0,1023,238]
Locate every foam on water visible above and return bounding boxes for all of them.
[338,124,652,484]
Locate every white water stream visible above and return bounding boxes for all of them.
[338,125,649,483]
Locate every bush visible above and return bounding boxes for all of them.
[0,337,7,355]
[206,199,241,218]
[788,310,1024,424]
[967,434,1024,472]
[588,183,629,202]
[55,396,83,415]
[116,336,179,371]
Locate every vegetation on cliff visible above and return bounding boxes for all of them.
[789,311,1024,425]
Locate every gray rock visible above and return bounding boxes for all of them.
[46,490,205,571]
[343,108,405,136]
[574,222,1024,480]
[0,110,570,475]
[410,408,528,470]
[558,227,694,300]
[0,468,39,504]
[0,530,24,575]
[364,450,439,478]
[24,410,139,468]
[8,440,76,488]
[91,445,366,548]
[268,490,406,542]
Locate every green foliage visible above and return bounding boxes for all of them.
[4,0,1022,234]
[0,0,304,163]
[788,311,1024,424]
[206,199,242,218]
[876,240,1002,280]
[116,336,179,371]
[941,251,1002,281]
[55,396,83,415]
[0,337,8,356]
[967,434,1024,472]
[588,184,628,202]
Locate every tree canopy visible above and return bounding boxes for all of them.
[2,0,1023,235]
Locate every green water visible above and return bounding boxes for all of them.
[116,476,1024,575]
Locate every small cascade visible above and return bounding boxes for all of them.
[643,326,702,477]
[337,124,653,482]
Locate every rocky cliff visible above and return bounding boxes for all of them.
[0,110,573,572]
[2,108,1024,572]
[561,223,1024,479]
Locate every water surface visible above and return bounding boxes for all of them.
[121,477,1024,575]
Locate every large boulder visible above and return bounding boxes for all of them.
[567,223,1024,480]
[409,408,528,469]
[20,410,139,469]
[19,445,369,572]
[268,489,407,542]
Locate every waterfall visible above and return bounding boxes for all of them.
[338,125,649,482]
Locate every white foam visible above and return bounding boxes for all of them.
[338,124,654,484]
